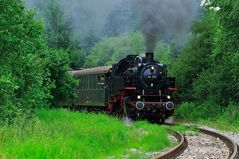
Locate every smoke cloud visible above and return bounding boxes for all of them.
[24,0,126,36]
[25,0,201,52]
[25,0,42,9]
[25,0,133,49]
[132,0,201,52]
[59,0,124,38]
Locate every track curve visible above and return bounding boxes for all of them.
[154,129,187,159]
[199,128,239,159]
[160,123,239,159]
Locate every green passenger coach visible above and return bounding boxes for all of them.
[71,66,111,107]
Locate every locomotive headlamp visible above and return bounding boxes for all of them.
[151,66,155,70]
[167,96,171,100]
[137,95,141,99]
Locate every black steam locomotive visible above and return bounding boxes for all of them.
[69,53,176,122]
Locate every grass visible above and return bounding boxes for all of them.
[0,109,172,159]
[175,102,239,132]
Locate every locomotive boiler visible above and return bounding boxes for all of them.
[70,52,176,123]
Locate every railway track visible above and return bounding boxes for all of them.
[156,124,239,159]
[154,129,187,159]
[199,128,239,159]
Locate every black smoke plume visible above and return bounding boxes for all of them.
[132,0,201,52]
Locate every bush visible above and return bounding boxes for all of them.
[175,102,223,121]
[218,103,239,125]
[174,102,195,119]
[45,49,77,107]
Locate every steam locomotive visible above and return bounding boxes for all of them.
[69,52,176,122]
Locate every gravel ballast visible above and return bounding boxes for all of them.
[176,132,229,159]
[200,126,239,145]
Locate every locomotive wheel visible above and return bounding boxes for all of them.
[109,102,121,117]
[123,97,129,117]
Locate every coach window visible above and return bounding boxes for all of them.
[97,75,101,89]
[88,76,90,89]
[90,76,93,89]
[85,77,87,90]
[94,75,97,89]
[82,77,84,90]
[93,75,95,89]
[84,76,86,90]
[84,76,87,90]
[91,76,94,89]
[101,75,105,89]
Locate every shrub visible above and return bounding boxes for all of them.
[175,102,223,121]
[45,49,77,107]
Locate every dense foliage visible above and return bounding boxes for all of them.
[172,0,239,127]
[45,49,77,107]
[0,0,50,120]
[0,0,75,122]
[175,102,239,131]
[172,1,239,106]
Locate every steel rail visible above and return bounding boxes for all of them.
[154,129,188,159]
[162,123,239,159]
[199,128,239,159]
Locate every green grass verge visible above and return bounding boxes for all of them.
[0,109,172,159]
[175,102,239,132]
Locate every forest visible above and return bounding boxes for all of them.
[1,0,239,127]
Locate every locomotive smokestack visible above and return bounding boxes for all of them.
[145,52,154,63]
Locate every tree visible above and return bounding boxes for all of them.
[193,0,239,105]
[0,0,77,122]
[172,1,239,105]
[0,0,52,121]
[45,49,77,107]
[42,0,83,68]
[171,9,216,102]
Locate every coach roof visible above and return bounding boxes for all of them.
[70,66,112,76]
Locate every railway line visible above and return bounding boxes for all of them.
[154,129,187,159]
[154,124,239,159]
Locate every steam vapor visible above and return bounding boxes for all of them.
[25,0,126,40]
[25,0,200,52]
[59,0,124,37]
[132,0,200,52]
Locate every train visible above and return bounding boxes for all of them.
[68,52,176,123]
